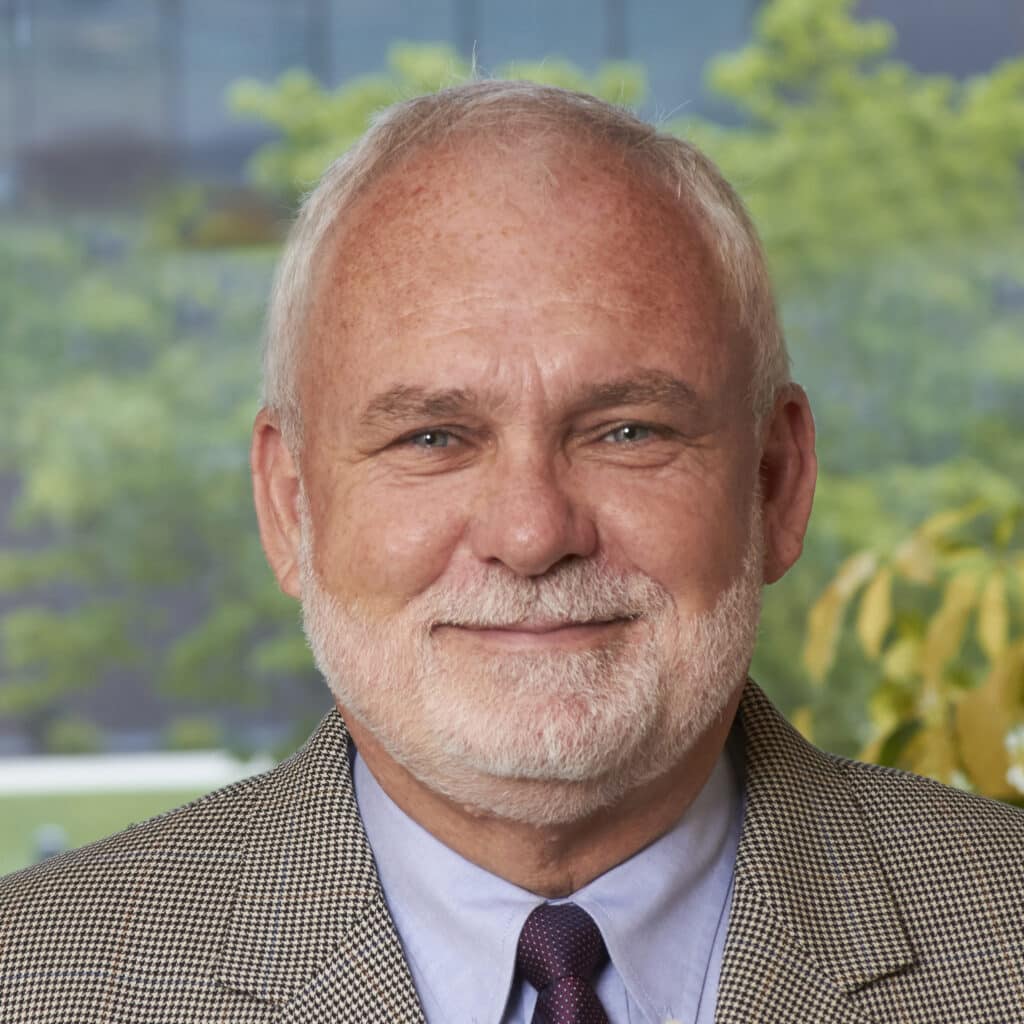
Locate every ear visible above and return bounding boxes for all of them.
[758,384,817,584]
[251,408,303,599]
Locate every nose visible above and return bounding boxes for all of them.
[468,450,598,577]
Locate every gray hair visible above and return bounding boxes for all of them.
[262,79,789,448]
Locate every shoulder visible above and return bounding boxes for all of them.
[0,710,352,915]
[0,770,269,1023]
[726,682,1024,1020]
[0,767,264,913]
[0,768,268,973]
[0,710,372,1023]
[740,678,1024,851]
[840,752,1024,880]
[737,679,1024,925]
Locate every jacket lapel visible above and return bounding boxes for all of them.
[212,711,425,1023]
[716,683,915,1023]
[208,685,914,1022]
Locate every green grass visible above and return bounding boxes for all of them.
[0,790,208,877]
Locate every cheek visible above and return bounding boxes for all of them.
[314,477,468,611]
[591,470,752,609]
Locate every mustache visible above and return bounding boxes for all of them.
[411,560,670,628]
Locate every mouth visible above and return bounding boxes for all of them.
[433,616,636,651]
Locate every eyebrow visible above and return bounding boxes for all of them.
[362,385,478,428]
[359,370,699,427]
[582,370,699,411]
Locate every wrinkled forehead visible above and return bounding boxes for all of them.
[303,133,738,388]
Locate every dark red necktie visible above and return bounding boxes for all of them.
[516,902,611,1024]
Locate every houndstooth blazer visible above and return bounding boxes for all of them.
[2,682,1024,1023]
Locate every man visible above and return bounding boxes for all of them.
[2,81,1022,1024]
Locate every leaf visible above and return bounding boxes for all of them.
[956,641,1024,798]
[833,550,879,597]
[921,569,981,684]
[917,500,987,541]
[864,717,922,768]
[994,512,1017,548]
[863,681,911,762]
[977,569,1009,661]
[803,550,877,682]
[803,587,845,683]
[957,692,1012,799]
[881,634,922,681]
[902,721,957,785]
[891,535,937,584]
[989,640,1024,712]
[856,566,893,658]
[1015,557,1024,608]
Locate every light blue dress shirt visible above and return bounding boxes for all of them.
[354,745,743,1024]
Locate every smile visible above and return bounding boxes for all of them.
[434,617,634,651]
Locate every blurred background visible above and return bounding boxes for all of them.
[2,0,1023,873]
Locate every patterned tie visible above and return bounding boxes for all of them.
[516,902,611,1024]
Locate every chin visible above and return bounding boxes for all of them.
[301,556,760,828]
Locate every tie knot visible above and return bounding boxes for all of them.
[516,903,608,993]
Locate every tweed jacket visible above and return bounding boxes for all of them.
[2,682,1024,1023]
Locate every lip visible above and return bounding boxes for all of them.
[434,617,633,650]
[488,618,615,632]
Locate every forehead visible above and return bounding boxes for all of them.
[303,135,736,402]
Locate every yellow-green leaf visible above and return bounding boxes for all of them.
[803,586,845,683]
[917,500,987,541]
[994,513,1016,548]
[803,551,877,682]
[902,721,957,785]
[921,569,980,684]
[856,566,893,658]
[833,550,879,597]
[881,635,921,681]
[957,691,1011,799]
[866,682,910,742]
[892,535,937,584]
[988,640,1024,711]
[956,641,1024,799]
[977,569,1009,662]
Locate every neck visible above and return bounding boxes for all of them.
[343,691,742,897]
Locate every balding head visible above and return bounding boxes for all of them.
[261,79,789,449]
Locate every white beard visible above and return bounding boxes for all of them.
[298,494,763,826]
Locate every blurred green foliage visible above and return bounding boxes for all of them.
[1,0,1022,785]
[686,0,1024,289]
[0,226,310,748]
[805,494,1024,798]
[683,0,1024,792]
[163,715,224,751]
[43,715,105,755]
[681,0,1024,779]
[148,185,286,250]
[229,42,646,201]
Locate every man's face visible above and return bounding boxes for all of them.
[293,140,767,823]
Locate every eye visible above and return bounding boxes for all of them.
[407,429,453,449]
[602,423,653,444]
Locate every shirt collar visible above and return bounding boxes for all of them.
[355,747,742,1024]
[573,748,742,1020]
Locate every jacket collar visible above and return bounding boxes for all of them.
[212,710,423,1021]
[727,682,914,994]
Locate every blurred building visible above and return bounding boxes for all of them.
[2,0,1020,207]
